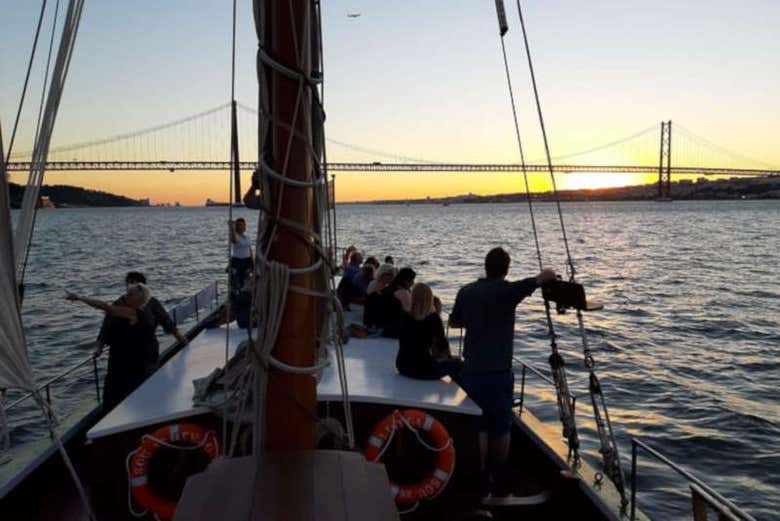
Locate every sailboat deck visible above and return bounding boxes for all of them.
[88,310,479,440]
[87,324,247,440]
[319,334,480,415]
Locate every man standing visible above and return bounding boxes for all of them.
[449,247,555,500]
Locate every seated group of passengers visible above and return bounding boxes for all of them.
[338,250,461,382]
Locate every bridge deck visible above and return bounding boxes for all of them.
[6,161,778,176]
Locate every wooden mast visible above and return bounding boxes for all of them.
[263,0,317,451]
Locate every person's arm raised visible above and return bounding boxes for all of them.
[228,220,237,243]
[65,292,138,322]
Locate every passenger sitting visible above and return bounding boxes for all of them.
[364,256,380,270]
[396,283,461,380]
[367,263,396,296]
[384,255,394,265]
[379,267,416,338]
[364,264,397,329]
[343,251,363,280]
[350,263,375,299]
[337,251,363,308]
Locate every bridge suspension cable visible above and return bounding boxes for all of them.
[7,103,777,174]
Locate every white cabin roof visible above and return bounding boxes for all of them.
[87,310,479,440]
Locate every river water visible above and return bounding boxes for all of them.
[3,201,779,519]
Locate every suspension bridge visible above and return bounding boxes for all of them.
[6,103,779,197]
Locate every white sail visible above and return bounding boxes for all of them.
[0,157,36,391]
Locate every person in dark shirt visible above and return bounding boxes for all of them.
[337,251,363,309]
[350,264,375,299]
[97,272,187,362]
[68,283,162,410]
[364,264,396,329]
[379,267,416,338]
[396,283,461,380]
[449,247,555,499]
[364,256,380,270]
[243,169,262,209]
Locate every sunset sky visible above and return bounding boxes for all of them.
[2,1,779,204]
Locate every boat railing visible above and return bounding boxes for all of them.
[510,355,580,415]
[4,350,103,414]
[448,325,580,412]
[2,281,222,416]
[629,437,757,521]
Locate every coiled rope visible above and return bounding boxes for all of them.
[249,0,354,456]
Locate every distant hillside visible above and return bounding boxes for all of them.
[8,182,147,208]
[364,176,780,205]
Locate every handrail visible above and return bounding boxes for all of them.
[5,350,104,411]
[511,354,580,417]
[512,355,557,388]
[2,281,222,414]
[511,354,755,520]
[630,437,757,521]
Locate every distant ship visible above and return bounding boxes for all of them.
[205,198,244,207]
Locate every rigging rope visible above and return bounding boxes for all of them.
[250,0,355,455]
[20,0,61,290]
[494,0,580,461]
[6,0,48,161]
[14,0,87,276]
[222,0,240,449]
[511,0,628,505]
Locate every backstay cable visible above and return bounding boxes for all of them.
[222,0,240,450]
[510,0,628,505]
[494,0,580,460]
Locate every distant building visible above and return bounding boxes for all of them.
[37,196,55,209]
[138,198,151,207]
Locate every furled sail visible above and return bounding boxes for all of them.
[0,128,36,392]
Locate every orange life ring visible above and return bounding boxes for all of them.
[364,409,455,506]
[128,423,219,521]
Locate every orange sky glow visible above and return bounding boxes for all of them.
[7,169,666,205]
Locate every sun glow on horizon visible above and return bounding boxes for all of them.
[557,172,655,191]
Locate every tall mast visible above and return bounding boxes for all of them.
[257,0,318,451]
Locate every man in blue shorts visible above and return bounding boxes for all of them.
[449,247,555,499]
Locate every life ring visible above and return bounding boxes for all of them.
[364,409,455,506]
[128,423,219,521]
[341,245,358,270]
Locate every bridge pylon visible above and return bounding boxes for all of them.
[657,120,672,199]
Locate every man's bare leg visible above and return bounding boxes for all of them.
[478,432,488,473]
[488,433,512,495]
[492,432,511,468]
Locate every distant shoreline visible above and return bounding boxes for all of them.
[9,176,778,207]
[345,177,780,205]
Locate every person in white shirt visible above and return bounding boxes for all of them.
[229,218,253,294]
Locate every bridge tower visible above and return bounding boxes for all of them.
[657,120,672,199]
